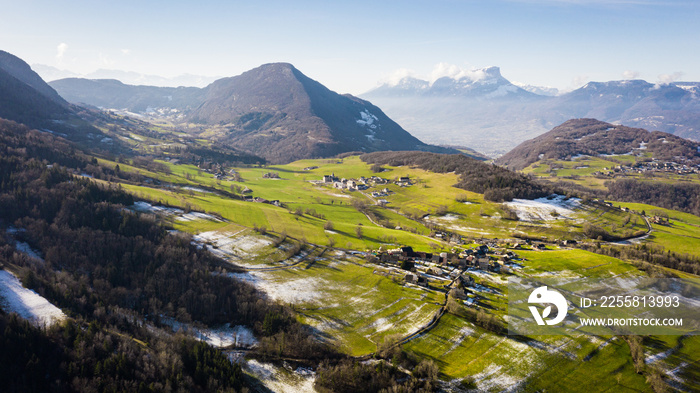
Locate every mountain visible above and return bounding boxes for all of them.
[362,67,553,157]
[49,78,205,113]
[496,118,700,170]
[361,70,700,157]
[0,50,75,129]
[53,63,454,163]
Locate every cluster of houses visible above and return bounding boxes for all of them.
[322,173,392,191]
[650,215,670,225]
[592,160,700,177]
[373,244,521,283]
[241,195,281,207]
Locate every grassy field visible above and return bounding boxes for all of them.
[112,155,647,249]
[403,314,649,392]
[84,147,700,392]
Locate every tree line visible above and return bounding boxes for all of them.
[361,151,555,202]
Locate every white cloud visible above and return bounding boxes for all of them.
[381,68,418,86]
[56,43,68,62]
[657,71,684,85]
[428,62,488,83]
[572,74,589,88]
[622,70,640,79]
[121,48,131,55]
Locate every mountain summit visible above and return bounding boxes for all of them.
[369,66,537,100]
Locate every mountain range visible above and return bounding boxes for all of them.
[361,68,700,157]
[2,51,454,163]
[32,64,218,88]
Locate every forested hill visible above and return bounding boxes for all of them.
[497,118,700,170]
[361,151,554,202]
[0,118,334,391]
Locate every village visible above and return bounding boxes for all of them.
[363,242,535,304]
[591,159,700,177]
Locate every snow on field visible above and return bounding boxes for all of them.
[424,215,494,235]
[131,201,183,215]
[175,212,221,222]
[180,186,212,194]
[245,360,317,393]
[193,231,272,260]
[0,270,65,326]
[472,364,523,392]
[366,317,393,334]
[666,362,688,385]
[228,272,329,304]
[394,303,435,335]
[161,317,257,348]
[131,201,222,223]
[504,195,581,222]
[445,325,475,354]
[645,348,675,364]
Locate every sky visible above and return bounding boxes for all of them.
[1,0,699,95]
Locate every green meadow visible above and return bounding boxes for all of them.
[86,149,700,392]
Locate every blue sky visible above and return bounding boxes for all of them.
[1,0,698,94]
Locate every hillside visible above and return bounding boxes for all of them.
[497,118,700,170]
[362,72,700,156]
[0,50,108,143]
[0,51,73,129]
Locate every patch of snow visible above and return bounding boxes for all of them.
[472,364,523,392]
[193,231,272,260]
[0,270,65,327]
[244,359,317,393]
[504,195,581,222]
[645,348,674,364]
[15,242,43,261]
[131,201,184,215]
[161,317,257,348]
[666,362,687,384]
[227,272,328,304]
[180,186,212,194]
[486,84,518,98]
[175,212,222,222]
[356,109,379,129]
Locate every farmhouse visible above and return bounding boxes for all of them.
[323,174,339,183]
